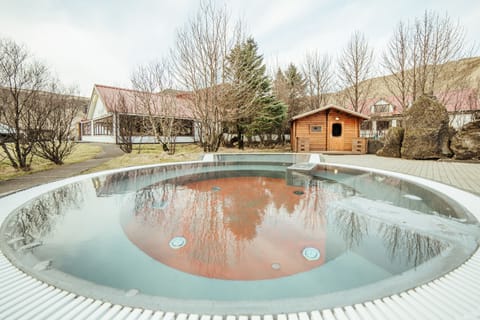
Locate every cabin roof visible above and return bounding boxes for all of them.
[292,104,370,121]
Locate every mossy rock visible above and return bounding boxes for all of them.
[451,120,480,160]
[376,127,404,158]
[401,95,452,159]
[367,138,384,154]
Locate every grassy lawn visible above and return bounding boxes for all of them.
[85,143,291,173]
[1,142,292,180]
[85,144,204,173]
[0,143,102,181]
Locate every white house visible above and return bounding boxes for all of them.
[79,84,198,144]
[359,89,480,138]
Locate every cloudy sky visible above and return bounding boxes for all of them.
[1,0,479,96]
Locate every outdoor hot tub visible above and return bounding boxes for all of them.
[0,153,480,319]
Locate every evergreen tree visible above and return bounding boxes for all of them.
[273,63,306,144]
[273,68,288,103]
[226,37,283,148]
[284,63,306,118]
[248,95,286,145]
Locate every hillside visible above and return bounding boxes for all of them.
[366,56,480,98]
[325,56,480,109]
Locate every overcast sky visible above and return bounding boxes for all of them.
[1,0,479,96]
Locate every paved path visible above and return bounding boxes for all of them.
[0,143,123,197]
[322,154,480,195]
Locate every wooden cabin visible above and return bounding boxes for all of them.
[291,105,369,152]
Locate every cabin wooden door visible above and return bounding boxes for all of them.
[329,122,344,151]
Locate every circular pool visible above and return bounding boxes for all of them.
[0,153,479,316]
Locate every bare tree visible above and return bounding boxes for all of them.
[0,38,49,171]
[382,21,412,110]
[337,31,374,113]
[172,0,240,152]
[302,51,332,110]
[131,60,183,154]
[413,11,467,98]
[109,91,136,153]
[382,10,469,108]
[34,82,84,164]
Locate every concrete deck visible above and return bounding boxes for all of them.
[322,154,480,195]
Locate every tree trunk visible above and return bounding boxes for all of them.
[237,124,244,150]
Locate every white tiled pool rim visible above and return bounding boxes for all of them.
[1,155,480,319]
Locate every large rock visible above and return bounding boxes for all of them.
[367,138,384,154]
[376,127,404,158]
[401,95,452,159]
[450,120,480,160]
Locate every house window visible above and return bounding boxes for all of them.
[360,120,372,130]
[377,121,390,130]
[371,101,392,113]
[332,123,342,137]
[473,111,480,121]
[175,119,194,136]
[310,125,322,133]
[82,122,91,135]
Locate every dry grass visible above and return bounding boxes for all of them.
[0,142,292,179]
[85,144,203,173]
[85,143,291,173]
[0,143,102,181]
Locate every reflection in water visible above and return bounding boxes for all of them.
[125,175,333,280]
[123,168,458,280]
[1,162,477,302]
[323,169,465,220]
[326,201,448,268]
[5,183,84,248]
[328,208,368,250]
[379,224,446,267]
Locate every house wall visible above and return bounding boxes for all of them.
[292,109,361,152]
[81,135,196,144]
[81,135,117,143]
[90,93,108,119]
[449,113,477,128]
[82,133,197,144]
[131,136,196,144]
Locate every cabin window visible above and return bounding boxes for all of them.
[332,123,342,137]
[310,125,322,133]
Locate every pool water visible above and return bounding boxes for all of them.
[125,175,329,280]
[1,160,479,313]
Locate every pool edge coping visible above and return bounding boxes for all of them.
[0,157,480,319]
